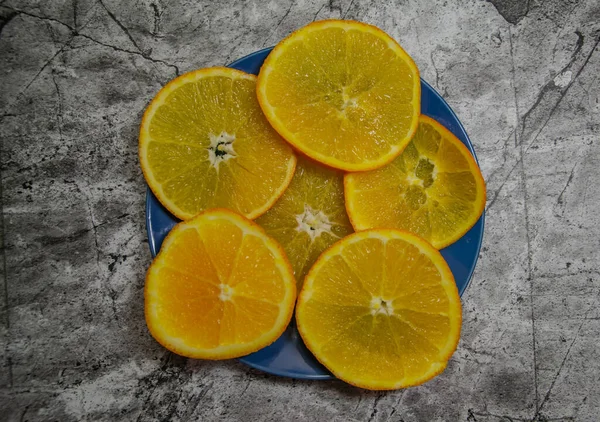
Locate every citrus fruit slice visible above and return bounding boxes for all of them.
[139,67,296,220]
[345,115,486,249]
[296,229,462,390]
[145,208,296,359]
[257,20,420,172]
[255,156,354,288]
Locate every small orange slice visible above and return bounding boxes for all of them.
[345,115,486,249]
[296,229,462,390]
[256,156,354,288]
[257,20,420,171]
[139,67,296,220]
[145,209,296,359]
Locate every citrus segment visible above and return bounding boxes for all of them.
[257,20,420,171]
[145,209,296,359]
[255,157,353,287]
[296,230,461,390]
[345,115,486,249]
[140,67,296,220]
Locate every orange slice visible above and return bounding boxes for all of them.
[257,20,420,172]
[139,67,296,220]
[256,156,354,288]
[296,229,462,390]
[145,209,296,359]
[345,115,486,249]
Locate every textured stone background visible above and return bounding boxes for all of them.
[1,0,599,420]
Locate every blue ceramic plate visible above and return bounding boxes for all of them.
[145,47,485,380]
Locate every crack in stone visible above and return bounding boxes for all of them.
[76,32,180,75]
[520,31,585,143]
[239,379,252,396]
[150,3,161,35]
[1,6,72,32]
[2,6,75,31]
[486,32,599,213]
[134,352,195,421]
[72,0,78,29]
[0,6,180,80]
[88,201,119,321]
[462,344,497,358]
[0,11,72,116]
[525,34,600,150]
[184,381,213,419]
[468,408,529,421]
[507,23,540,414]
[18,41,73,103]
[535,290,600,417]
[311,4,326,22]
[223,33,248,65]
[98,0,143,53]
[410,17,422,48]
[386,390,407,421]
[556,163,576,206]
[64,178,121,321]
[367,392,384,422]
[508,26,521,148]
[50,70,65,144]
[353,395,362,412]
[430,48,442,90]
[521,125,539,415]
[33,210,130,247]
[262,1,294,47]
[135,351,175,421]
[342,0,356,19]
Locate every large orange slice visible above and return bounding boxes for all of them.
[296,229,462,390]
[345,115,486,249]
[145,209,296,359]
[256,156,354,288]
[257,20,420,172]
[139,67,296,220]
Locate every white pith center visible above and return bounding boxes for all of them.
[219,284,233,302]
[208,132,236,170]
[340,90,358,111]
[370,296,393,316]
[295,205,334,241]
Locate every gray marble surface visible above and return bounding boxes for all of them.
[1,0,599,420]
